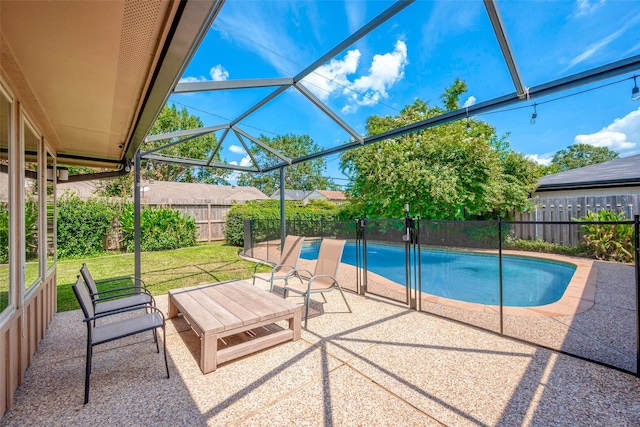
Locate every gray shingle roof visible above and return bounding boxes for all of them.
[270,189,314,200]
[57,179,269,203]
[538,154,640,191]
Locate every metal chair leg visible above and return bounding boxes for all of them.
[336,285,352,313]
[162,326,170,379]
[84,343,92,404]
[304,293,311,329]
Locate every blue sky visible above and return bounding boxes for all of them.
[169,0,640,185]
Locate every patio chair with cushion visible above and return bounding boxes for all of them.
[283,238,352,328]
[72,276,169,404]
[252,235,306,292]
[80,263,154,315]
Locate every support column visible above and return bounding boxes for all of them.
[280,167,285,249]
[134,152,141,282]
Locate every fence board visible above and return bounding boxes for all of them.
[515,194,639,245]
[146,202,235,242]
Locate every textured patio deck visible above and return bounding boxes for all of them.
[2,277,640,426]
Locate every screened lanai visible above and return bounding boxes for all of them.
[2,0,640,421]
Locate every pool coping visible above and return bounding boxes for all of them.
[362,250,596,318]
[243,242,597,318]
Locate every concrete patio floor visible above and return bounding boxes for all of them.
[2,278,640,426]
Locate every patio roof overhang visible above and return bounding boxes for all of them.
[0,0,223,169]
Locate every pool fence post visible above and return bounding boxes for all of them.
[361,219,368,296]
[498,216,504,336]
[355,219,361,295]
[279,167,286,252]
[635,214,639,376]
[415,216,421,311]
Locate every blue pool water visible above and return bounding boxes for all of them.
[301,242,576,307]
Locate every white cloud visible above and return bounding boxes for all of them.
[574,107,640,151]
[215,4,307,75]
[575,0,606,17]
[228,145,246,155]
[180,65,229,83]
[302,50,361,102]
[179,76,203,83]
[526,154,553,166]
[345,1,365,34]
[462,96,476,108]
[209,65,229,81]
[302,40,409,113]
[229,155,253,168]
[564,14,640,72]
[347,41,409,108]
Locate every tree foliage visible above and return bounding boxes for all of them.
[548,143,619,173]
[340,86,539,220]
[236,133,336,195]
[140,104,230,184]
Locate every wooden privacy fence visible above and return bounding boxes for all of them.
[513,194,639,246]
[146,201,234,242]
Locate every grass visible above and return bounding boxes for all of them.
[56,242,268,312]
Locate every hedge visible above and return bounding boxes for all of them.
[57,194,196,258]
[225,199,340,246]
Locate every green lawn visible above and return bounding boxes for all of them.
[56,242,267,312]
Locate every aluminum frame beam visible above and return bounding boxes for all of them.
[174,78,294,93]
[257,54,640,173]
[144,124,229,143]
[141,153,259,172]
[206,127,229,166]
[293,0,413,83]
[226,0,412,132]
[484,0,527,98]
[232,129,263,172]
[294,82,364,143]
[233,127,292,164]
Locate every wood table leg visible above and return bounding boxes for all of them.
[168,296,179,319]
[290,310,301,341]
[201,333,218,374]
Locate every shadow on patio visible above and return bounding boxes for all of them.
[2,278,639,426]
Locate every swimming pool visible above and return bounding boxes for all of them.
[300,242,576,307]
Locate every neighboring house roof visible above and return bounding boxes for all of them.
[140,180,269,204]
[270,189,314,201]
[57,181,101,200]
[57,179,269,204]
[314,190,346,201]
[537,154,640,191]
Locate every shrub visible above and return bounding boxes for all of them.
[120,204,197,252]
[577,210,634,263]
[57,195,120,258]
[503,237,584,256]
[225,199,340,246]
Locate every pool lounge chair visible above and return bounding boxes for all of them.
[283,238,352,328]
[72,276,169,404]
[252,235,306,292]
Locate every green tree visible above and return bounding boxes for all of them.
[549,143,619,173]
[236,133,336,195]
[95,173,134,198]
[340,85,539,220]
[140,104,230,184]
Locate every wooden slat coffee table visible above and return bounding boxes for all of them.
[168,280,302,373]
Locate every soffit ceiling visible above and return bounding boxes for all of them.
[0,0,219,168]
